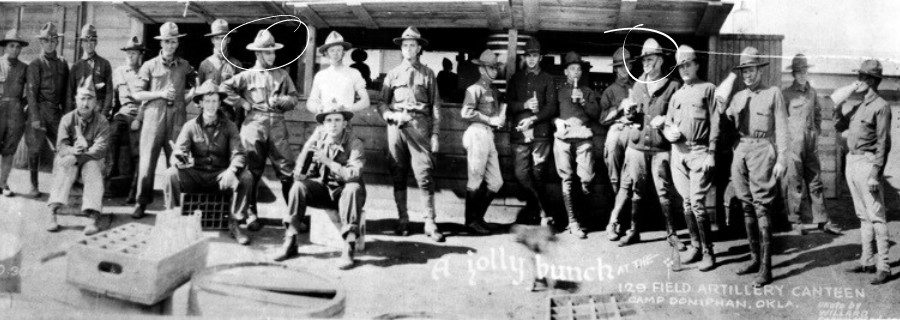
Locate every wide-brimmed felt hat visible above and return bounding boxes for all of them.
[611,47,632,67]
[79,24,98,40]
[524,37,541,54]
[786,53,812,71]
[563,51,583,68]
[120,36,146,51]
[35,22,61,39]
[76,76,96,98]
[154,21,187,40]
[732,46,770,70]
[393,26,428,46]
[193,80,228,104]
[472,49,500,67]
[0,29,28,47]
[675,44,698,67]
[315,99,355,123]
[637,38,667,59]
[854,59,883,79]
[246,29,283,51]
[318,31,352,54]
[205,19,230,37]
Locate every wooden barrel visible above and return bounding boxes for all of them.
[486,33,532,93]
[188,262,345,318]
[0,232,21,293]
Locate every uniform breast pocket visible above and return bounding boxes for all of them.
[691,103,707,120]
[751,108,772,131]
[249,83,268,104]
[412,76,428,98]
[150,70,168,85]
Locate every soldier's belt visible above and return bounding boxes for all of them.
[848,149,874,156]
[738,137,771,143]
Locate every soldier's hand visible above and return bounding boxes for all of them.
[517,117,535,131]
[311,146,331,166]
[395,111,412,126]
[292,171,308,182]
[867,177,880,194]
[217,169,239,189]
[525,98,539,112]
[131,120,141,131]
[164,88,177,101]
[773,162,785,179]
[488,116,504,128]
[701,153,715,171]
[31,121,42,130]
[431,134,440,153]
[662,124,682,142]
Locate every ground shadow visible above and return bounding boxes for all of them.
[771,244,859,282]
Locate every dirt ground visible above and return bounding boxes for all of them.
[2,123,900,319]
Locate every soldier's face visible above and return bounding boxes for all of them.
[642,54,662,73]
[564,64,582,81]
[124,50,143,66]
[81,38,97,55]
[39,38,58,53]
[480,65,498,80]
[4,42,22,59]
[615,65,630,79]
[211,36,227,54]
[856,74,872,93]
[256,51,276,67]
[678,60,698,82]
[524,53,541,69]
[741,66,761,87]
[326,46,345,65]
[200,94,220,117]
[75,94,96,116]
[323,113,347,139]
[161,39,179,57]
[400,40,421,61]
[793,69,808,85]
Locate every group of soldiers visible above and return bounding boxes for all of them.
[0,20,891,280]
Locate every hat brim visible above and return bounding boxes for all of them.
[675,57,700,67]
[786,64,812,71]
[204,31,228,37]
[563,60,584,68]
[120,45,147,52]
[316,111,354,123]
[525,49,541,54]
[153,34,187,40]
[318,42,352,54]
[854,70,883,79]
[0,39,28,47]
[35,34,61,39]
[732,61,770,70]
[472,59,500,67]
[635,51,668,60]
[393,37,428,46]
[193,92,228,104]
[247,43,284,51]
[611,58,634,67]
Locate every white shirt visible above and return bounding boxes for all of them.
[309,65,366,113]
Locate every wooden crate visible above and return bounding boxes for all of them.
[66,223,209,306]
[548,292,643,320]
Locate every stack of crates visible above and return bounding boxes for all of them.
[181,193,232,230]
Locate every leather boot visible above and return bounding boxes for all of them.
[562,183,585,239]
[83,210,102,236]
[736,216,761,275]
[479,190,497,226]
[394,190,409,236]
[605,222,621,241]
[681,212,701,263]
[606,188,630,241]
[338,232,356,270]
[280,179,293,205]
[229,218,250,245]
[661,203,685,251]
[618,200,640,246]
[514,191,540,225]
[271,232,299,261]
[132,204,147,219]
[753,214,773,287]
[47,204,61,232]
[25,159,41,198]
[246,214,263,232]
[465,189,490,235]
[697,215,716,272]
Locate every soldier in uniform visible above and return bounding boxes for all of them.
[308,31,370,115]
[601,47,635,240]
[553,52,600,239]
[664,45,720,271]
[506,38,557,226]
[164,80,254,245]
[198,19,243,124]
[46,81,109,235]
[274,105,366,270]
[612,39,681,248]
[780,53,841,235]
[109,36,146,204]
[25,22,69,198]
[378,27,444,242]
[221,30,300,231]
[0,29,28,196]
[833,60,892,285]
[461,49,505,235]
[725,47,788,287]
[131,22,196,219]
[68,24,113,119]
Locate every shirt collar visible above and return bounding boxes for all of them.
[42,51,58,60]
[527,66,541,75]
[401,59,421,71]
[477,77,492,88]
[614,76,630,87]
[158,51,178,67]
[77,110,95,124]
[790,80,809,92]
[863,89,879,105]
[252,60,272,70]
[197,111,223,128]
[82,52,96,62]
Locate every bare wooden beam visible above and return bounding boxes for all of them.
[348,2,378,29]
[262,1,291,16]
[482,1,501,31]
[696,0,729,36]
[522,0,539,31]
[302,25,318,97]
[114,2,155,24]
[615,0,637,29]
[505,29,517,81]
[293,3,329,28]
[187,1,216,24]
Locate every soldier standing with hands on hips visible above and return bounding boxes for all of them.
[506,37,557,226]
[378,27,444,242]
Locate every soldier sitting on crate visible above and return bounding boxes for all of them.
[46,78,110,235]
[272,103,366,270]
[162,80,254,245]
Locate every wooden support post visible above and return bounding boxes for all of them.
[15,7,23,30]
[301,25,317,97]
[505,29,517,81]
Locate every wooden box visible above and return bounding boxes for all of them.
[66,223,209,305]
